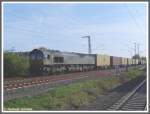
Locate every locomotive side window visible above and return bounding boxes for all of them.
[47,55,50,59]
[54,57,64,63]
[59,57,64,63]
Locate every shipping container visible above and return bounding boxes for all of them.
[121,57,128,66]
[133,59,140,65]
[127,58,132,65]
[110,56,122,66]
[136,59,139,65]
[96,54,110,67]
[132,59,136,65]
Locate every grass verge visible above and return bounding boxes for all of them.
[4,67,145,110]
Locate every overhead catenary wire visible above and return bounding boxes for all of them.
[123,3,146,36]
[123,4,146,58]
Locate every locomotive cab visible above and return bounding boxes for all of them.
[29,49,44,75]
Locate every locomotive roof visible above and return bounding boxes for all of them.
[33,48,95,56]
[38,47,60,52]
[62,51,95,56]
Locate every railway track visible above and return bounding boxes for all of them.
[108,79,146,111]
[4,66,145,101]
[4,69,118,91]
[4,69,114,83]
[4,75,89,91]
[4,67,139,91]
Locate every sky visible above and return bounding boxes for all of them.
[3,2,148,58]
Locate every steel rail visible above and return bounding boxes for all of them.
[108,79,146,111]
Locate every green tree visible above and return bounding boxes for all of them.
[4,52,29,77]
[132,54,140,59]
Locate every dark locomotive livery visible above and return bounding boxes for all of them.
[29,47,145,75]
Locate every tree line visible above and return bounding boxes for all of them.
[4,52,29,77]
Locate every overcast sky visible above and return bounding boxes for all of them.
[3,2,148,57]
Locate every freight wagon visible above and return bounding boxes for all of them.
[110,56,122,67]
[132,59,140,65]
[121,57,128,66]
[136,59,139,65]
[132,59,136,65]
[139,59,146,64]
[127,58,133,66]
[96,54,110,69]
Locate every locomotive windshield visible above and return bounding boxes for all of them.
[30,49,43,60]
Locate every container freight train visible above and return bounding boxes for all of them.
[29,48,141,75]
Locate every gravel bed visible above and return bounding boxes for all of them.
[4,74,113,101]
[78,75,146,110]
[4,66,145,102]
[4,66,138,82]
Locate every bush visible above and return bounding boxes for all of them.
[124,68,144,80]
[4,52,29,77]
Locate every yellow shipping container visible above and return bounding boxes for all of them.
[141,59,146,64]
[132,59,140,65]
[128,58,132,65]
[132,59,136,65]
[136,59,139,64]
[96,54,110,67]
[131,59,134,64]
[122,58,128,65]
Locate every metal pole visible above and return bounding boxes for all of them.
[88,36,91,54]
[82,36,92,54]
[137,44,140,57]
[134,43,136,66]
[134,42,136,56]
